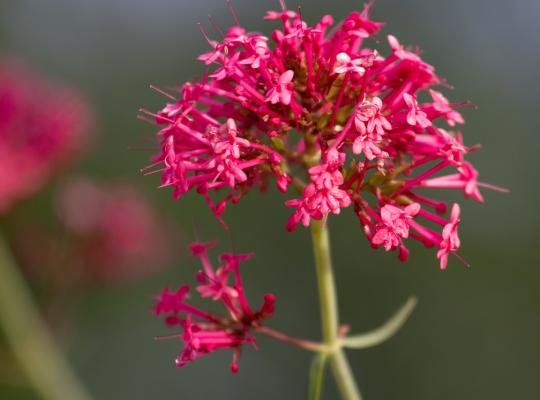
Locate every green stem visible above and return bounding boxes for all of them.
[310,220,362,400]
[309,352,328,400]
[0,234,92,400]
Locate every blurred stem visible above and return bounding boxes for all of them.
[309,352,328,400]
[0,347,27,387]
[0,234,92,400]
[310,220,361,400]
[256,326,326,352]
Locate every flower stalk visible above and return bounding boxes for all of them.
[0,234,92,400]
[310,220,361,400]
[309,352,328,400]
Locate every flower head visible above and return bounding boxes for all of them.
[0,59,91,213]
[153,243,275,372]
[142,2,504,268]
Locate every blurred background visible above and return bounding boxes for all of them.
[0,0,538,399]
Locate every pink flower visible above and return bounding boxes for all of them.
[198,41,228,65]
[286,150,351,231]
[387,34,421,62]
[419,161,507,203]
[153,243,275,372]
[210,53,243,81]
[266,70,295,105]
[437,203,461,270]
[333,52,366,75]
[372,203,420,251]
[427,89,464,126]
[352,97,391,159]
[403,93,431,129]
[342,6,384,39]
[284,21,311,40]
[354,97,391,135]
[264,10,298,20]
[0,59,91,214]
[212,119,251,187]
[238,36,270,69]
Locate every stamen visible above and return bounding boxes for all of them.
[477,182,509,193]
[138,108,173,124]
[140,161,163,172]
[149,85,177,100]
[136,115,158,125]
[197,22,213,45]
[226,0,241,27]
[155,333,183,341]
[452,252,471,268]
[142,167,166,176]
[208,15,225,38]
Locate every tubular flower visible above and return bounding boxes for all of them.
[153,242,275,373]
[352,97,391,159]
[333,53,366,75]
[371,203,420,252]
[142,2,504,268]
[0,60,91,213]
[437,204,461,270]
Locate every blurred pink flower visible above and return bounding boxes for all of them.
[54,177,173,282]
[0,59,91,213]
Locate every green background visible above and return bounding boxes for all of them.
[0,0,538,399]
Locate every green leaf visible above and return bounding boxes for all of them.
[343,296,418,349]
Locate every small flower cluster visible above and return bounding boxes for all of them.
[0,60,90,213]
[153,242,275,372]
[144,2,505,268]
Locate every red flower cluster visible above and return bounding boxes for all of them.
[143,2,506,269]
[0,60,91,213]
[153,242,275,372]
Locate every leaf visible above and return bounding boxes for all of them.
[343,296,417,349]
